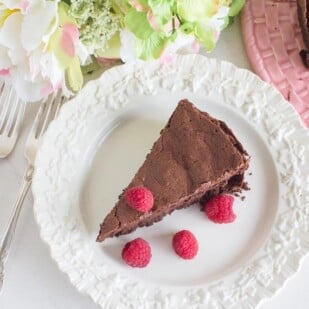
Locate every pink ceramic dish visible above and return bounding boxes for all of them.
[242,0,309,127]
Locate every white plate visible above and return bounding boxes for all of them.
[32,55,309,309]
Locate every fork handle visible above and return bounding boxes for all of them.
[0,165,34,290]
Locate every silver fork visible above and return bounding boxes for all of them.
[0,92,66,291]
[0,82,26,158]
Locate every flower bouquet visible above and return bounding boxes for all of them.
[0,0,245,102]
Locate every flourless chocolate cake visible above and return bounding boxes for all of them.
[297,0,309,67]
[97,99,250,242]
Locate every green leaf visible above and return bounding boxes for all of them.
[134,0,149,6]
[176,0,217,22]
[124,9,154,39]
[194,23,216,51]
[66,56,83,93]
[229,0,245,17]
[148,0,173,26]
[135,32,166,60]
[169,30,177,42]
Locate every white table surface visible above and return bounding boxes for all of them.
[0,17,308,309]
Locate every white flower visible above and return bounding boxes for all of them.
[0,0,88,102]
[0,0,61,101]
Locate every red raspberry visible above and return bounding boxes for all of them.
[121,238,152,268]
[124,186,154,212]
[172,230,198,260]
[204,194,236,223]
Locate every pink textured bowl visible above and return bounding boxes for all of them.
[242,0,309,127]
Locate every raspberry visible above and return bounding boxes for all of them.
[124,186,154,212]
[172,230,198,260]
[204,194,236,224]
[121,238,152,268]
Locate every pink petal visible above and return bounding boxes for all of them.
[41,84,54,96]
[61,24,79,57]
[128,0,147,12]
[20,0,29,12]
[174,17,180,29]
[191,42,200,53]
[0,68,10,76]
[63,24,79,43]
[147,11,160,31]
[41,82,61,96]
[160,54,173,64]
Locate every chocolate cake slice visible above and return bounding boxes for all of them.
[97,99,250,242]
[297,0,309,67]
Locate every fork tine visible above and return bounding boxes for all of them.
[29,92,63,140]
[27,100,47,140]
[54,95,66,118]
[0,86,12,132]
[9,100,25,138]
[3,93,19,136]
[37,93,59,139]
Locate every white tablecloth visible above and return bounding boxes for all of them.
[0,17,308,309]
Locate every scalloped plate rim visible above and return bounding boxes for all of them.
[32,54,309,309]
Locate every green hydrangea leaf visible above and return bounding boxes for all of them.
[125,9,154,39]
[229,0,245,17]
[135,32,166,60]
[169,30,177,42]
[66,56,83,93]
[194,23,216,51]
[148,0,173,26]
[176,0,217,22]
[134,0,149,6]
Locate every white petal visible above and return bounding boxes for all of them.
[1,0,42,10]
[21,1,58,51]
[76,41,91,66]
[119,30,138,63]
[1,0,22,9]
[0,12,27,65]
[39,52,64,87]
[162,32,196,56]
[0,46,12,69]
[9,68,48,102]
[0,11,22,49]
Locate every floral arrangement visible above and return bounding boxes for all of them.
[0,0,245,102]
